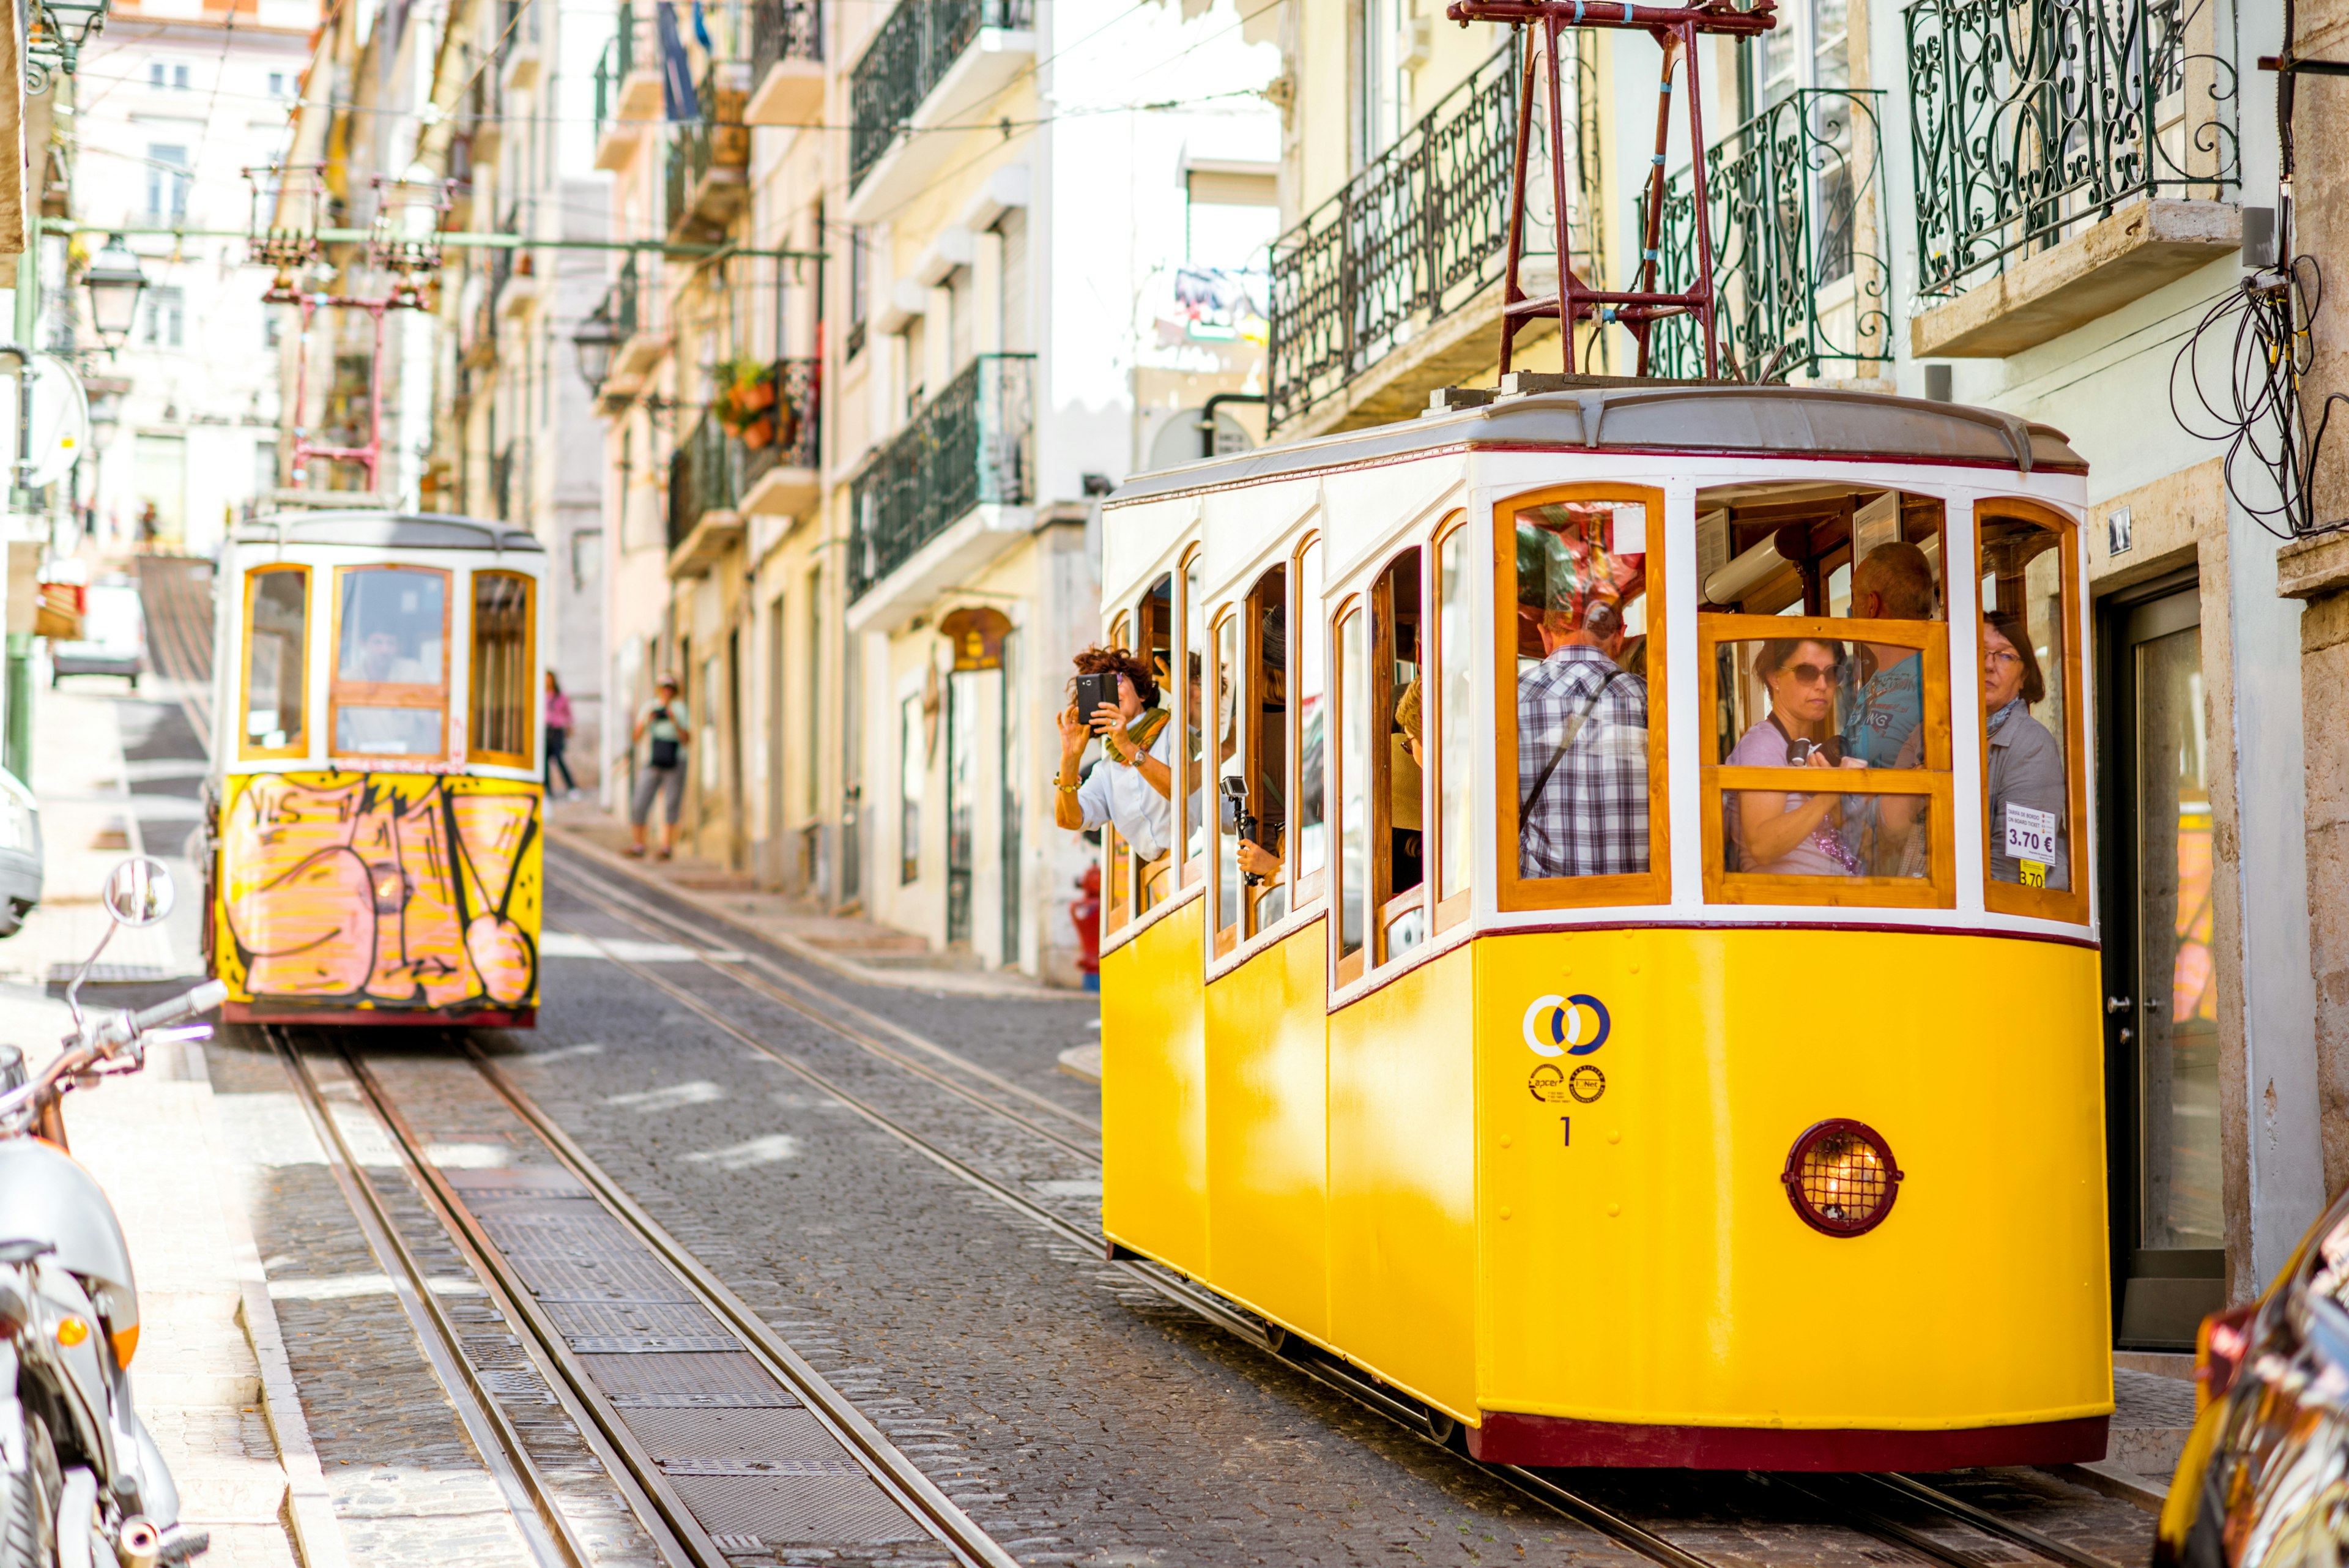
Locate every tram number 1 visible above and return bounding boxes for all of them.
[1559,1116,1569,1147]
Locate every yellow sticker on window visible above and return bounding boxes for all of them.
[2019,859,2048,888]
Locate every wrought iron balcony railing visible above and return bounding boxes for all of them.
[593,3,643,139]
[743,359,823,486]
[608,254,642,340]
[848,0,1033,190]
[1905,0,2238,295]
[1267,38,1602,433]
[665,69,751,236]
[848,354,1036,601]
[750,0,823,75]
[669,409,747,551]
[1643,88,1891,380]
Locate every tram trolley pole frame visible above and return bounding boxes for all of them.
[1446,0,1778,377]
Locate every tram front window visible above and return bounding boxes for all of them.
[1507,497,1652,886]
[243,567,307,756]
[1979,507,2078,900]
[470,571,534,767]
[333,567,448,759]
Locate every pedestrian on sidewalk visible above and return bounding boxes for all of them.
[1053,645,1173,858]
[629,675,691,859]
[544,670,581,797]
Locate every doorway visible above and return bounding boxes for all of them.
[2099,574,2222,1348]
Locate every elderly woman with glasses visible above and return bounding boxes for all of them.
[1983,614,2069,888]
[1726,637,1871,876]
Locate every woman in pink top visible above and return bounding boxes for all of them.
[1726,637,1868,877]
[544,670,578,795]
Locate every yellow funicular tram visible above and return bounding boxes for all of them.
[1096,382,2104,1468]
[201,511,548,1027]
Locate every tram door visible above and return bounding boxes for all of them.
[2101,578,2222,1348]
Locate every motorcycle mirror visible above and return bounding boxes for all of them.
[100,857,175,929]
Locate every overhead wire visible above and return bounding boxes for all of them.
[2170,255,2349,540]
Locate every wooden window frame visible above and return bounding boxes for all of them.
[1494,483,1672,912]
[467,569,537,770]
[1179,546,1207,889]
[1290,532,1327,911]
[1131,571,1177,920]
[237,563,311,762]
[328,563,451,764]
[1975,496,2091,924]
[1696,611,1956,909]
[1211,604,1241,957]
[1240,563,1290,938]
[1369,542,1429,967]
[1430,513,1472,934]
[1332,597,1368,990]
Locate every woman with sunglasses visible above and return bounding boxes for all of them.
[1725,637,1869,876]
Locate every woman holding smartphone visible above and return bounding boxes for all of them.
[1725,637,1868,877]
[1054,645,1174,858]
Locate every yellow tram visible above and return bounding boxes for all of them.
[200,511,547,1027]
[1096,382,2106,1468]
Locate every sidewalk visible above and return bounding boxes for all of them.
[2,675,346,1568]
[549,797,1078,1000]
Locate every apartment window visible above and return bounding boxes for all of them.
[900,693,923,883]
[944,269,971,374]
[146,146,191,221]
[1185,169,1279,271]
[902,317,926,420]
[268,70,291,98]
[846,226,869,359]
[995,208,1028,353]
[144,286,185,347]
[150,61,189,89]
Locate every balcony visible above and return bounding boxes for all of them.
[845,0,1034,220]
[467,69,505,163]
[668,409,748,576]
[1904,0,2240,356]
[1642,89,1891,381]
[601,256,670,398]
[738,359,824,517]
[747,0,824,125]
[847,354,1035,620]
[1267,38,1602,437]
[497,0,543,89]
[666,69,752,242]
[594,4,665,169]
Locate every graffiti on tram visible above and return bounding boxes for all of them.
[215,771,541,1011]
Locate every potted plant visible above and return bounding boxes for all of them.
[712,355,775,436]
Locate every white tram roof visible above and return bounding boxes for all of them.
[227,511,547,553]
[1106,381,2087,507]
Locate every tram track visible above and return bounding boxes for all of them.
[538,849,2135,1568]
[266,1021,1020,1568]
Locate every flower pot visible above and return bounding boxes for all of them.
[741,415,775,451]
[741,378,777,413]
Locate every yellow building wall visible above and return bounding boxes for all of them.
[1204,916,1331,1341]
[1472,927,2111,1429]
[1102,898,1211,1277]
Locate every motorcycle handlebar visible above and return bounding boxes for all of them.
[130,981,228,1035]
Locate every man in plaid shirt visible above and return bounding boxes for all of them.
[1516,548,1649,879]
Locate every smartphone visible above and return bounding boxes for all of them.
[1786,736,1845,766]
[1073,672,1118,721]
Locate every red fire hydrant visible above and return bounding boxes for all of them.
[1072,863,1102,990]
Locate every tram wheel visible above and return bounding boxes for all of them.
[1426,1411,1458,1447]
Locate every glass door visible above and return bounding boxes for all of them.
[2102,581,2222,1348]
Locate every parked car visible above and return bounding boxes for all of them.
[51,580,145,688]
[0,767,41,937]
[2159,1186,2349,1564]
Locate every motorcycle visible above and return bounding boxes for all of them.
[0,856,225,1567]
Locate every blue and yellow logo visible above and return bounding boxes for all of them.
[1521,993,1610,1058]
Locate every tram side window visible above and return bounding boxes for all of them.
[1436,521,1472,916]
[1980,508,2077,897]
[1294,541,1327,902]
[1241,567,1290,934]
[1336,606,1368,976]
[332,567,448,759]
[1371,549,1425,961]
[1507,499,1652,887]
[243,567,308,756]
[1133,573,1176,914]
[470,572,534,767]
[1182,555,1207,873]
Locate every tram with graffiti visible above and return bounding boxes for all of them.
[1094,382,2106,1468]
[200,511,545,1027]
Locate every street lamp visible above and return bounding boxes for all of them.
[572,305,620,395]
[84,377,126,449]
[83,236,147,354]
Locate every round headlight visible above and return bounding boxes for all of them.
[1781,1119,1902,1236]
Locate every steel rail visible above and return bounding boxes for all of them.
[544,852,2105,1568]
[264,1027,600,1568]
[544,855,1103,1139]
[332,1042,1015,1568]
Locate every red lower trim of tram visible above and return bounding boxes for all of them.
[1466,1411,2109,1470]
[223,1001,536,1030]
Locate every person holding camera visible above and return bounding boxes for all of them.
[1055,647,1174,859]
[628,675,691,861]
[1724,637,1869,877]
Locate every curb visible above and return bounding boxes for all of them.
[2047,1460,2167,1516]
[547,823,1086,1001]
[193,1040,353,1568]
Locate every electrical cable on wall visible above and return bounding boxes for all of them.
[2170,255,2349,539]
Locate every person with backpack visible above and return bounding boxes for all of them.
[628,675,691,860]
[1515,535,1650,879]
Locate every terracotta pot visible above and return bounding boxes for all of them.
[741,377,777,412]
[741,415,775,450]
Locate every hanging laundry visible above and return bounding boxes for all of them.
[656,1,700,121]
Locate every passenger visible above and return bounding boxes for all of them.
[1841,541,1937,871]
[1983,615,2069,888]
[1055,645,1174,860]
[1231,604,1290,887]
[1516,538,1648,877]
[1726,638,1868,876]
[1391,676,1423,890]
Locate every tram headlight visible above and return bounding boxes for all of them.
[1781,1120,1902,1236]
